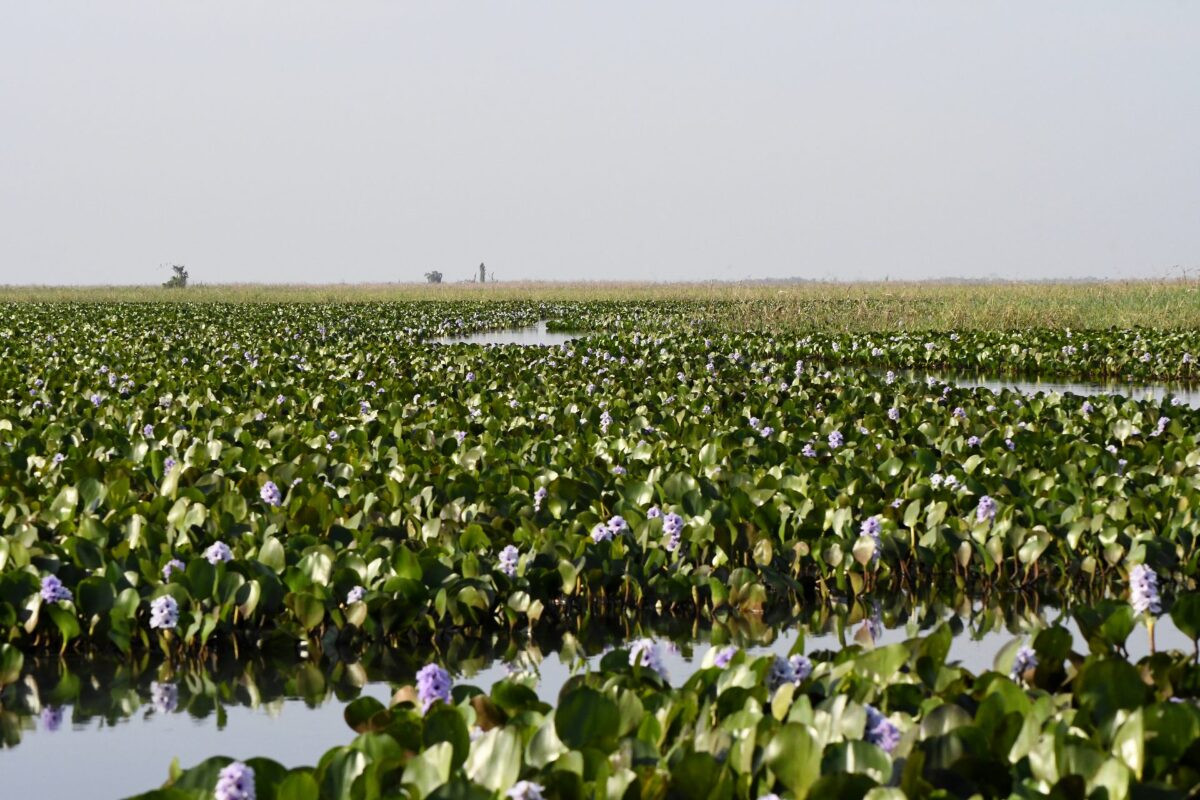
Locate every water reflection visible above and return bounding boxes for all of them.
[1,592,1193,798]
[922,371,1200,409]
[429,320,587,346]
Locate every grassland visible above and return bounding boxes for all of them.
[2,279,1199,331]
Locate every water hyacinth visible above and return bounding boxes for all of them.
[887,407,900,421]
[204,541,233,564]
[143,423,155,437]
[533,486,547,511]
[628,638,668,679]
[498,545,520,577]
[859,515,882,563]
[662,512,684,553]
[607,515,628,534]
[215,761,256,800]
[162,558,185,580]
[40,575,73,603]
[1129,564,1161,616]
[713,645,738,668]
[506,781,546,800]
[416,663,452,712]
[41,706,64,732]
[259,480,282,507]
[864,705,900,754]
[976,495,997,523]
[454,430,467,445]
[646,505,661,519]
[1010,645,1038,681]
[149,595,179,630]
[164,456,177,472]
[346,585,366,604]
[591,523,613,543]
[767,654,812,691]
[828,430,844,449]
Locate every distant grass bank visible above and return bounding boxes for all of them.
[2,280,1198,331]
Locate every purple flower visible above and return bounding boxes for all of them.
[646,505,662,519]
[52,452,66,464]
[1010,645,1037,681]
[802,443,816,457]
[600,410,612,433]
[1130,564,1161,616]
[864,705,900,753]
[164,456,177,472]
[967,435,980,447]
[1005,438,1015,451]
[533,487,547,511]
[662,512,684,553]
[976,495,997,523]
[887,407,900,421]
[41,706,64,732]
[162,558,185,580]
[143,424,155,437]
[89,393,102,406]
[607,515,628,534]
[628,638,668,679]
[767,654,811,691]
[1082,401,1094,414]
[828,430,844,449]
[611,464,626,475]
[952,407,966,419]
[860,516,882,562]
[713,646,737,668]
[204,541,233,564]
[454,430,467,445]
[40,575,72,603]
[465,371,475,382]
[591,523,613,543]
[416,663,452,712]
[346,585,366,604]
[506,782,546,800]
[215,761,256,800]
[498,545,519,577]
[149,595,179,630]
[260,481,282,507]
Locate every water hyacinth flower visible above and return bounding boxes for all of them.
[599,410,612,433]
[52,452,65,464]
[887,407,900,421]
[864,705,900,753]
[162,559,185,580]
[591,523,613,543]
[828,430,844,449]
[498,545,519,577]
[801,442,816,457]
[164,456,177,472]
[204,541,233,564]
[143,424,155,437]
[89,393,102,406]
[976,495,997,523]
[662,512,684,553]
[612,464,625,475]
[40,575,73,603]
[454,430,467,445]
[952,406,966,419]
[416,663,452,712]
[628,638,668,679]
[149,595,179,630]
[507,781,546,800]
[967,435,980,447]
[713,645,738,668]
[346,585,366,604]
[646,505,661,519]
[260,481,282,507]
[607,515,628,534]
[1010,646,1037,681]
[215,761,256,800]
[1129,564,1161,616]
[767,654,812,691]
[859,516,882,563]
[533,486,547,511]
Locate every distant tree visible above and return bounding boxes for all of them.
[162,264,189,288]
[424,270,443,284]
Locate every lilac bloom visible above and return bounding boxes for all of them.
[40,575,73,603]
[976,495,997,523]
[828,430,844,449]
[149,595,179,630]
[215,761,256,800]
[416,663,452,712]
[498,545,519,577]
[260,481,282,507]
[1130,564,1161,616]
[628,638,668,679]
[864,705,900,753]
[204,541,233,564]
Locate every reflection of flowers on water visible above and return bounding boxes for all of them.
[151,681,178,714]
[40,706,64,732]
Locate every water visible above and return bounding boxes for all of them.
[430,321,585,347]
[1,606,1191,798]
[922,371,1200,408]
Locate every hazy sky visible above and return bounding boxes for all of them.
[2,2,1197,285]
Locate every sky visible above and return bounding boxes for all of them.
[1,2,1197,285]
